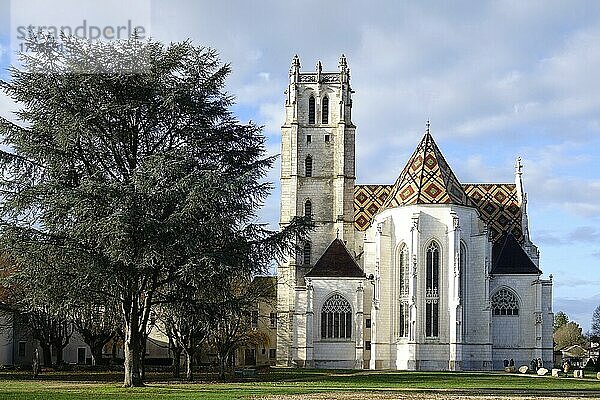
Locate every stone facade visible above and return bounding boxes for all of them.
[276,56,553,371]
[277,55,356,366]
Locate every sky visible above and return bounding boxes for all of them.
[1,0,600,331]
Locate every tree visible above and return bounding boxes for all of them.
[553,321,586,349]
[554,311,569,332]
[592,305,600,339]
[209,275,274,380]
[0,35,308,386]
[71,302,120,366]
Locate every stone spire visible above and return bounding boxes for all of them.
[515,157,531,246]
[290,54,300,77]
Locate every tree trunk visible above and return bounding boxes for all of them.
[91,343,104,366]
[185,350,194,381]
[41,344,52,367]
[140,339,147,382]
[111,341,118,364]
[219,354,226,381]
[172,347,181,378]
[55,344,64,365]
[123,316,143,387]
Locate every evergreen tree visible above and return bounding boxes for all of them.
[0,35,308,386]
[554,311,569,332]
[592,305,600,339]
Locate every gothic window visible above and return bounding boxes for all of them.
[308,96,315,124]
[425,241,440,338]
[426,242,440,292]
[321,294,352,339]
[305,156,313,177]
[304,199,312,218]
[399,302,409,338]
[491,288,519,316]
[425,301,439,337]
[397,244,410,339]
[303,242,311,265]
[398,244,409,297]
[322,96,329,124]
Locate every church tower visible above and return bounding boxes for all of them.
[277,55,357,366]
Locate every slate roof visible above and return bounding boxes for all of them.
[491,231,541,275]
[305,239,365,278]
[380,132,470,211]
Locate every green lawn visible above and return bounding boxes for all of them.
[0,369,599,399]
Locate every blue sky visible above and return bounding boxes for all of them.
[1,0,600,331]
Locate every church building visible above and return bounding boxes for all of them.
[276,55,554,371]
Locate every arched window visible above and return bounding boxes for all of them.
[305,156,313,177]
[308,96,315,124]
[426,242,439,292]
[491,288,519,316]
[426,241,440,338]
[398,244,409,297]
[304,199,312,218]
[397,244,409,338]
[303,242,311,265]
[321,96,329,124]
[321,294,352,339]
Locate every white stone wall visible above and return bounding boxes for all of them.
[490,275,553,369]
[363,204,493,370]
[305,277,365,369]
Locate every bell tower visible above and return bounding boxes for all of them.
[277,55,357,366]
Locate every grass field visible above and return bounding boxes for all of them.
[0,369,599,399]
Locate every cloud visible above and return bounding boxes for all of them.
[554,293,600,332]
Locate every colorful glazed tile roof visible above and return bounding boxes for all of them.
[379,132,471,211]
[464,183,523,243]
[354,182,523,243]
[354,184,392,231]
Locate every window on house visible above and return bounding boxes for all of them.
[365,318,371,329]
[305,156,313,177]
[269,349,276,359]
[322,96,329,124]
[308,96,315,124]
[304,199,312,218]
[307,134,312,143]
[321,294,352,339]
[324,134,330,142]
[270,312,277,328]
[492,288,519,316]
[426,241,440,338]
[18,342,26,357]
[365,340,371,351]
[303,242,311,265]
[251,310,259,328]
[262,348,266,355]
